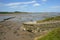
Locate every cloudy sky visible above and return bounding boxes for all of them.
[0,0,60,12]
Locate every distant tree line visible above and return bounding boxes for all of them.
[0,11,29,14]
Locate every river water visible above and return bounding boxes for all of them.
[0,13,60,22]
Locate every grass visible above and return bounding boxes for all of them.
[37,28,60,40]
[37,16,60,23]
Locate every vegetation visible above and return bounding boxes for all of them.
[0,11,28,14]
[0,12,13,14]
[14,11,22,13]
[37,16,60,23]
[37,28,60,40]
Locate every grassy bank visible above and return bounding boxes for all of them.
[37,16,60,23]
[37,27,60,40]
[36,16,60,40]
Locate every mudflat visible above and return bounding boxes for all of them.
[0,20,36,40]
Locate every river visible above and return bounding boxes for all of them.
[0,13,60,22]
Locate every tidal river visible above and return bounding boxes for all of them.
[0,13,60,22]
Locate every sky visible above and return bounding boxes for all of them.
[0,0,60,12]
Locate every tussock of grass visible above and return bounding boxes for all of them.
[38,28,60,40]
[13,30,17,34]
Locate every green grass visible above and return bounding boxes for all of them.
[37,16,60,23]
[38,28,60,40]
